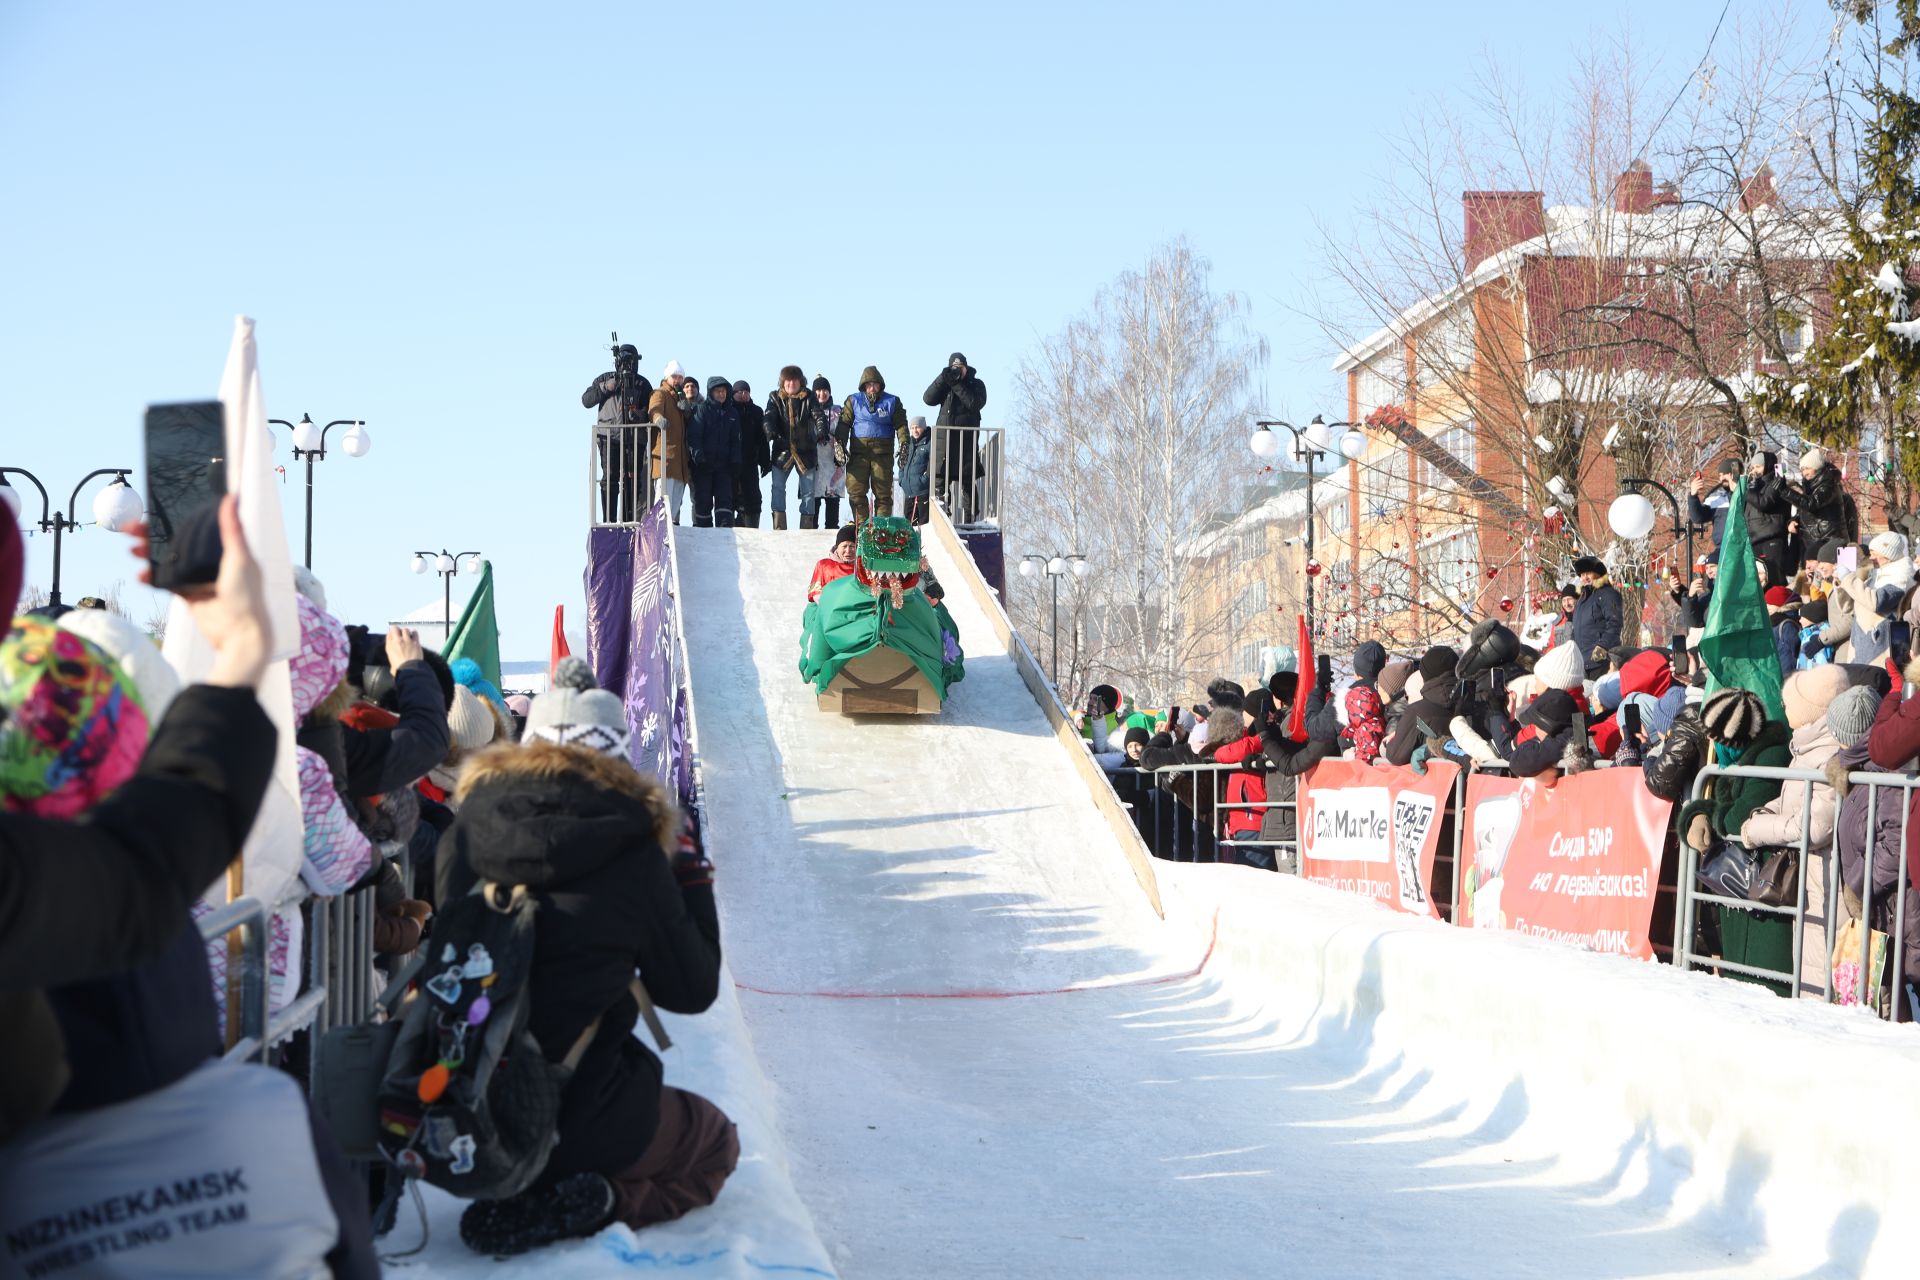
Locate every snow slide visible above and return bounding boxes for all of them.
[412,518,1916,1277]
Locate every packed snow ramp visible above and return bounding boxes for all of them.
[660,519,1916,1279]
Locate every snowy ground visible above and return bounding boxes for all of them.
[406,526,1873,1278]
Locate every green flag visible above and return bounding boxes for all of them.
[446,559,502,692]
[1699,478,1785,724]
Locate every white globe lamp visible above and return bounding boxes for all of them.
[341,422,371,458]
[1339,429,1368,461]
[1250,426,1280,459]
[291,414,324,454]
[1607,492,1658,541]
[93,478,144,531]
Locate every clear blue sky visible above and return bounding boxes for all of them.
[0,0,1753,658]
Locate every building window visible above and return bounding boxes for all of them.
[1417,527,1480,605]
[1417,423,1478,492]
[1355,360,1404,419]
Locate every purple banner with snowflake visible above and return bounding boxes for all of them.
[584,502,694,807]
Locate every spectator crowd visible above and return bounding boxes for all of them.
[0,492,733,1272]
[1086,448,1920,1024]
[584,349,988,531]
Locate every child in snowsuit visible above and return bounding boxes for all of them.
[808,525,859,602]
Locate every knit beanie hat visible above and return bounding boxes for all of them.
[732,379,752,397]
[1764,586,1790,608]
[1871,530,1908,561]
[1418,646,1457,681]
[1377,660,1414,703]
[58,607,181,725]
[1700,688,1767,748]
[1245,688,1277,724]
[0,618,151,818]
[812,375,832,392]
[661,358,686,381]
[1519,689,1577,737]
[1559,583,1579,601]
[1352,640,1387,682]
[1533,641,1585,692]
[447,685,498,751]
[292,564,329,613]
[1268,671,1298,705]
[525,656,630,757]
[1799,599,1829,625]
[1827,684,1880,747]
[1781,665,1848,730]
[1403,671,1425,705]
[1123,725,1150,750]
[835,525,857,547]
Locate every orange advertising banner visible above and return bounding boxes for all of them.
[1458,769,1674,959]
[1298,759,1459,919]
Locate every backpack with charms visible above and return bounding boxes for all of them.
[374,880,578,1200]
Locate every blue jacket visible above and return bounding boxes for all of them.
[1772,616,1799,677]
[687,379,741,471]
[900,431,931,498]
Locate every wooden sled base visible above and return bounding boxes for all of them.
[818,646,943,715]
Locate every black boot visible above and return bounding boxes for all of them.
[459,1173,615,1257]
[825,496,840,526]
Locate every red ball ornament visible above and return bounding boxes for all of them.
[1499,595,1514,612]
[1306,559,1323,577]
[1486,566,1499,579]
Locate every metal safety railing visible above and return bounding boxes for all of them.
[590,422,658,527]
[1679,763,1913,1021]
[1115,759,1303,873]
[197,841,411,1075]
[930,425,1004,527]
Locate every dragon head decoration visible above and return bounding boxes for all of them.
[855,517,923,607]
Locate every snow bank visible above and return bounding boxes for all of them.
[1166,864,1920,1276]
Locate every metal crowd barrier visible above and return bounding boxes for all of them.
[1679,763,1913,1021]
[590,422,657,526]
[197,842,411,1074]
[1117,760,1301,872]
[930,425,1003,527]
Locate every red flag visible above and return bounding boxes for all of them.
[549,605,571,677]
[1286,614,1315,741]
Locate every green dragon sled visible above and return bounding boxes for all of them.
[799,517,964,714]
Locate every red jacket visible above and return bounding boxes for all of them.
[1210,732,1268,840]
[808,557,855,602]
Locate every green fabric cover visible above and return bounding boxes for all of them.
[799,575,961,697]
[1701,478,1786,724]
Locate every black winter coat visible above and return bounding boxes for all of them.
[582,371,656,426]
[734,398,771,473]
[688,397,742,472]
[0,685,272,1144]
[922,365,987,427]
[341,662,451,800]
[1382,671,1458,767]
[1572,582,1623,664]
[1746,471,1794,545]
[437,743,720,1179]
[765,392,821,473]
[1792,463,1847,552]
[1643,708,1709,803]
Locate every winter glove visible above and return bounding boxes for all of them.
[1684,811,1714,852]
[833,442,848,465]
[673,849,714,890]
[774,451,791,470]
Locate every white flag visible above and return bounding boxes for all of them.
[163,315,305,909]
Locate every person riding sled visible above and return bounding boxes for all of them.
[799,518,963,713]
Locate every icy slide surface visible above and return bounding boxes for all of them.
[412,525,1842,1278]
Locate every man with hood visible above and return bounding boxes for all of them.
[922,353,987,522]
[1570,556,1623,678]
[1744,451,1795,587]
[687,378,742,528]
[765,366,822,530]
[443,659,733,1254]
[648,361,691,525]
[731,380,768,530]
[836,366,909,522]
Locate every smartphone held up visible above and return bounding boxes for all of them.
[143,401,227,592]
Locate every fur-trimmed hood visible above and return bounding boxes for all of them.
[451,741,677,888]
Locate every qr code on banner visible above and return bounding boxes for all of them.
[1392,793,1437,912]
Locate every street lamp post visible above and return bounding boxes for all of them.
[1250,416,1367,641]
[270,414,371,570]
[1609,477,1697,576]
[0,466,142,608]
[410,549,484,641]
[1017,552,1088,683]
